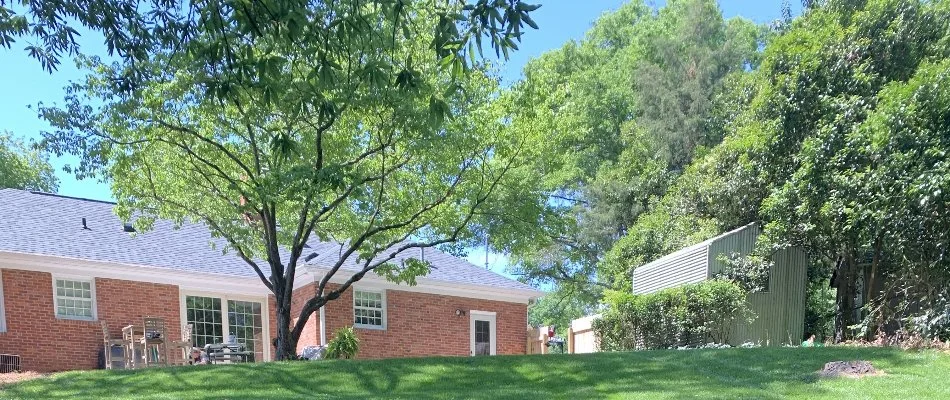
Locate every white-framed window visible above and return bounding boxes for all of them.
[182,293,268,361]
[0,270,6,332]
[53,277,96,320]
[353,289,386,330]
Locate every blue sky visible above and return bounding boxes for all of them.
[0,1,798,274]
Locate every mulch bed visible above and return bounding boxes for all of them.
[818,360,881,378]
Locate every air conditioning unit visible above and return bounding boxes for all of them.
[0,354,21,373]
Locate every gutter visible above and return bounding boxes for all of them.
[302,264,544,304]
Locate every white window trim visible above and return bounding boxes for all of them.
[51,274,97,321]
[0,270,7,332]
[352,287,387,330]
[179,290,271,361]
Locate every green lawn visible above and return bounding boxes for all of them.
[2,347,948,399]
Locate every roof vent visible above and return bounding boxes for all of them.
[123,223,136,233]
[305,252,319,262]
[81,217,90,230]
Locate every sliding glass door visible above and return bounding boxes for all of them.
[184,295,266,361]
[227,300,264,361]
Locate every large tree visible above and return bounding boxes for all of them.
[499,0,761,310]
[0,131,58,191]
[38,0,541,360]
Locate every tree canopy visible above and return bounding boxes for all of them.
[504,0,950,342]
[495,0,763,325]
[0,131,58,192]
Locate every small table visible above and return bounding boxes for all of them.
[204,343,255,364]
[122,325,145,368]
[122,324,144,340]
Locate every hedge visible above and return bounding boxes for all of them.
[593,280,751,351]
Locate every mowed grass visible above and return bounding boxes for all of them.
[2,347,949,399]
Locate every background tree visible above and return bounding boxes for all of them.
[606,0,950,341]
[0,131,58,191]
[498,0,950,344]
[499,0,761,321]
[39,0,541,360]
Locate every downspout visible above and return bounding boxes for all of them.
[320,305,327,346]
[317,272,327,346]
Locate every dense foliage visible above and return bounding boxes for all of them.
[520,0,950,344]
[501,0,763,326]
[0,131,58,192]
[713,252,773,293]
[593,280,750,351]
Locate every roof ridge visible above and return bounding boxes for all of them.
[27,190,117,205]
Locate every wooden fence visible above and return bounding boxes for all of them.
[526,325,549,354]
[526,315,601,355]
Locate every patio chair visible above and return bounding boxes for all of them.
[142,317,168,367]
[166,324,194,366]
[100,321,127,369]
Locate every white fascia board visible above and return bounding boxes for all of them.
[302,265,543,304]
[0,250,274,296]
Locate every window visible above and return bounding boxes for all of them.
[54,278,95,320]
[186,296,223,347]
[353,289,386,329]
[184,295,265,361]
[474,320,491,355]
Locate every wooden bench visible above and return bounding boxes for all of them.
[204,343,255,364]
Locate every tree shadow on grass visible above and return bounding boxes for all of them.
[0,347,927,400]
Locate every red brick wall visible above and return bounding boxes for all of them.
[267,295,278,359]
[289,284,320,353]
[317,283,527,358]
[0,269,180,372]
[97,277,181,338]
[0,268,525,370]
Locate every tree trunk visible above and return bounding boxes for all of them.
[833,248,857,342]
[866,238,881,339]
[272,286,300,360]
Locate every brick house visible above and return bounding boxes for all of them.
[0,189,541,372]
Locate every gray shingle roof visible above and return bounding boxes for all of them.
[304,241,533,290]
[0,189,534,291]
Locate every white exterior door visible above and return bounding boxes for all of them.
[470,311,497,356]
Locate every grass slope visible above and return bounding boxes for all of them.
[2,347,948,399]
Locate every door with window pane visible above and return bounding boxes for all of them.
[228,300,264,361]
[470,312,496,356]
[185,296,265,360]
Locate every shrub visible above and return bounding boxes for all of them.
[906,292,950,342]
[593,280,751,351]
[325,326,360,359]
[714,252,772,293]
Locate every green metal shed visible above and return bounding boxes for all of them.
[631,223,807,346]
